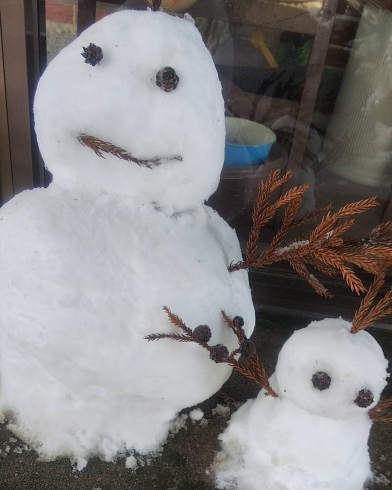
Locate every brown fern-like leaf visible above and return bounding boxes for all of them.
[369,396,392,422]
[269,194,305,251]
[338,265,366,295]
[334,197,379,219]
[163,306,194,337]
[145,333,194,342]
[309,198,378,244]
[351,274,392,333]
[228,355,278,398]
[290,259,333,298]
[221,310,246,344]
[291,204,333,228]
[78,133,182,168]
[146,308,278,398]
[247,171,294,263]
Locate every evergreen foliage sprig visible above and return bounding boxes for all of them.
[229,170,392,298]
[145,308,278,398]
[78,133,182,168]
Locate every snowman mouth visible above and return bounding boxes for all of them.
[78,133,182,169]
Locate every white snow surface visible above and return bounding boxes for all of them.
[214,318,389,490]
[34,10,225,213]
[189,408,204,421]
[0,9,254,462]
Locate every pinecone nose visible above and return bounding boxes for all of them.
[156,67,179,92]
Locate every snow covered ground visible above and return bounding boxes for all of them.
[1,312,391,490]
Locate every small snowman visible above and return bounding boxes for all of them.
[213,275,391,490]
[0,7,254,463]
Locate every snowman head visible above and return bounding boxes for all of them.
[275,318,388,419]
[34,9,225,212]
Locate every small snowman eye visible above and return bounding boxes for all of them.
[156,67,179,92]
[311,371,331,391]
[81,43,103,66]
[354,389,374,408]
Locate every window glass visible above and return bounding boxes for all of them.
[44,0,392,280]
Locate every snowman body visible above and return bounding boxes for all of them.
[215,319,389,490]
[0,10,254,461]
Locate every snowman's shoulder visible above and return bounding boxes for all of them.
[203,204,243,259]
[0,188,52,231]
[0,186,76,258]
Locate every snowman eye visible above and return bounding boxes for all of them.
[311,371,331,391]
[156,67,179,92]
[81,43,103,66]
[354,389,374,408]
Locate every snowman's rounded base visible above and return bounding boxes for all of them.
[0,185,254,461]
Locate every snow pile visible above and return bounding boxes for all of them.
[189,408,204,421]
[0,9,254,462]
[214,318,389,490]
[125,455,138,470]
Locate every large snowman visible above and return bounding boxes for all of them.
[214,315,389,490]
[0,9,254,462]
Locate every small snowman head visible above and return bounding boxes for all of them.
[275,318,388,419]
[34,9,224,212]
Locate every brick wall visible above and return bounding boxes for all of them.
[46,1,116,27]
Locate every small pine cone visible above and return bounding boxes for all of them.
[81,43,103,66]
[354,389,374,408]
[156,67,179,92]
[232,316,245,329]
[240,340,256,358]
[311,371,331,391]
[193,325,212,344]
[209,344,229,363]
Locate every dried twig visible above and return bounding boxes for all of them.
[78,133,182,169]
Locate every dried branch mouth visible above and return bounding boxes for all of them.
[78,133,182,169]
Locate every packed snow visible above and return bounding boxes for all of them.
[189,408,204,421]
[214,318,389,490]
[0,9,254,463]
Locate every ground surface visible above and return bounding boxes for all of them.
[1,311,391,490]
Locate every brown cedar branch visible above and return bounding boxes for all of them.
[369,397,392,422]
[145,333,194,342]
[268,194,306,251]
[78,133,182,168]
[228,355,278,398]
[290,259,333,298]
[145,309,278,398]
[351,275,387,333]
[229,170,388,298]
[290,204,333,228]
[162,306,194,337]
[247,185,310,264]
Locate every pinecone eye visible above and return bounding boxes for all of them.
[354,389,374,408]
[81,43,103,66]
[156,67,179,92]
[311,371,331,391]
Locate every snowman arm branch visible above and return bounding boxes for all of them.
[162,306,194,337]
[145,333,194,342]
[369,396,392,422]
[145,309,278,397]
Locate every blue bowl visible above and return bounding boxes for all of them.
[224,117,276,167]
